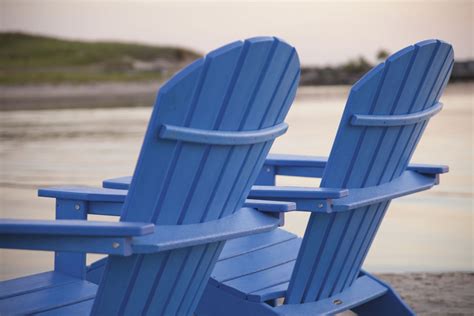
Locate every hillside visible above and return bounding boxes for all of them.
[0,33,201,85]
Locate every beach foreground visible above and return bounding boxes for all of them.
[375,272,473,315]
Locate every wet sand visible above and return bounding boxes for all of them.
[377,272,474,315]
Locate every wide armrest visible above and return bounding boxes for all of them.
[132,207,281,253]
[38,186,296,216]
[265,153,449,178]
[0,219,154,256]
[0,207,280,256]
[39,186,128,202]
[0,219,154,236]
[332,170,438,211]
[236,171,439,213]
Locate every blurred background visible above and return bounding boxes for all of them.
[0,0,473,312]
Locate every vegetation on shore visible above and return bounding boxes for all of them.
[1,33,472,86]
[0,32,201,85]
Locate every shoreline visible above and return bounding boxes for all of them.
[1,82,472,111]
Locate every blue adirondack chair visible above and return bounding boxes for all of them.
[86,40,453,315]
[0,36,301,315]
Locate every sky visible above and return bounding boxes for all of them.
[1,0,472,66]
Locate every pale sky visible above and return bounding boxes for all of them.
[1,0,472,65]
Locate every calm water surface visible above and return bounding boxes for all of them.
[0,84,472,280]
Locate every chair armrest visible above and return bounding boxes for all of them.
[103,177,131,190]
[264,154,448,178]
[0,219,154,256]
[332,170,438,211]
[38,186,296,216]
[248,185,348,213]
[249,185,348,199]
[247,171,439,213]
[131,207,281,254]
[0,219,153,236]
[38,186,127,202]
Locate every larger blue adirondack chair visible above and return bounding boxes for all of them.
[0,37,301,315]
[80,40,452,315]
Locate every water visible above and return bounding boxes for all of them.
[0,83,472,281]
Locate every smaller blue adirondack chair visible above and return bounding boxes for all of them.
[0,37,301,315]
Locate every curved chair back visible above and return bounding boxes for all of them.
[286,40,453,304]
[92,37,300,315]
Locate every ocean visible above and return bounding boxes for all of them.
[0,83,472,280]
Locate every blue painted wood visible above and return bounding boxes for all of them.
[351,101,442,126]
[36,299,94,315]
[0,219,153,236]
[159,122,288,145]
[0,275,97,315]
[1,37,299,316]
[39,186,128,202]
[274,276,387,315]
[250,185,348,199]
[132,208,281,253]
[0,271,78,300]
[90,36,299,315]
[54,199,88,279]
[219,228,297,260]
[266,154,448,176]
[351,270,415,315]
[283,39,453,310]
[40,186,296,214]
[0,234,133,255]
[331,170,438,211]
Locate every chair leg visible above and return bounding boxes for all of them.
[352,271,415,316]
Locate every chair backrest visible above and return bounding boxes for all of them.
[286,40,453,304]
[91,37,300,315]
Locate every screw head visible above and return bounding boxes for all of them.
[74,204,80,210]
[333,299,342,305]
[266,167,271,172]
[112,242,120,249]
[318,203,324,209]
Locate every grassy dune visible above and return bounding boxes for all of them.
[0,33,201,85]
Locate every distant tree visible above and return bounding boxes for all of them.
[376,49,390,61]
[343,56,372,74]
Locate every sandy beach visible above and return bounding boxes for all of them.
[377,273,473,315]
